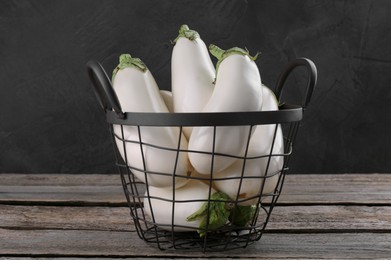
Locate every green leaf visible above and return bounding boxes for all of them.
[230,205,257,227]
[186,200,208,222]
[186,192,231,237]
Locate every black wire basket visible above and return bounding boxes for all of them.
[86,58,317,252]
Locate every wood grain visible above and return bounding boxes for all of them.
[0,205,133,231]
[1,173,391,258]
[1,173,390,205]
[0,229,390,258]
[0,174,124,205]
[1,204,390,232]
[280,173,391,205]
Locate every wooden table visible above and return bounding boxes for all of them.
[1,173,390,259]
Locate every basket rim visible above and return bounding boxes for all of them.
[105,103,302,126]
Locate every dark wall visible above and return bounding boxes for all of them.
[1,0,390,174]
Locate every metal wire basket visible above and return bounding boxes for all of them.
[86,58,317,252]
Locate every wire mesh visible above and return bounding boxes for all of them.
[108,112,301,252]
[86,58,317,252]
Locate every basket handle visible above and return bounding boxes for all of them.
[274,58,317,109]
[86,60,124,118]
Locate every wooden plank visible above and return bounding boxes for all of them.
[0,173,120,186]
[1,174,390,258]
[280,173,391,205]
[0,174,125,205]
[0,229,390,258]
[1,204,391,232]
[0,205,133,231]
[268,205,391,231]
[1,173,391,205]
[0,185,125,205]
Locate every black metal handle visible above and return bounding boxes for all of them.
[86,60,124,118]
[274,58,317,109]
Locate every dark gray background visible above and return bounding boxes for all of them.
[1,0,390,174]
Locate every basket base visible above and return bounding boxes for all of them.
[138,225,263,252]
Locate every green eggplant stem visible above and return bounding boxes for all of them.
[186,191,231,237]
[208,44,261,77]
[209,44,225,60]
[173,24,200,43]
[209,45,260,61]
[186,191,258,237]
[112,53,147,81]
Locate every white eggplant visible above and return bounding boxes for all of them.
[171,24,215,138]
[250,85,284,158]
[188,45,263,174]
[159,90,174,112]
[214,85,284,205]
[143,180,216,232]
[112,54,190,188]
